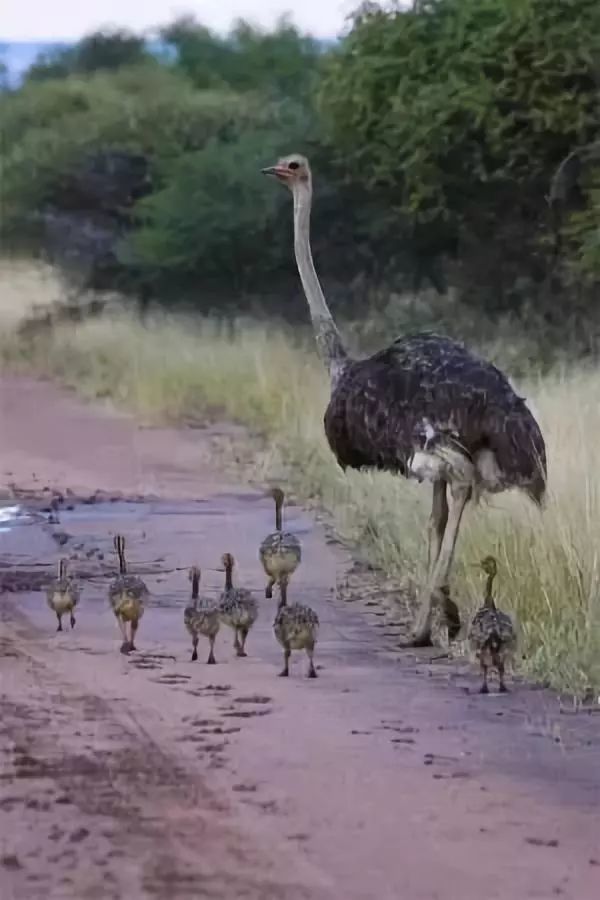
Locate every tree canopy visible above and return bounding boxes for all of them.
[1,3,598,323]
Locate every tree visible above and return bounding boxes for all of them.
[319,0,600,309]
[25,29,151,82]
[161,14,323,99]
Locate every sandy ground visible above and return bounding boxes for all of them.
[1,376,599,900]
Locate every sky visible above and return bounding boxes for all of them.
[1,1,360,41]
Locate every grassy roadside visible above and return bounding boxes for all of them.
[1,260,599,697]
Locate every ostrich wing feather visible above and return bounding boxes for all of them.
[324,333,546,500]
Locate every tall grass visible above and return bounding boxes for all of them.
[1,260,599,696]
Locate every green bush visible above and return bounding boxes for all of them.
[1,9,599,329]
[161,15,323,99]
[319,0,600,308]
[0,65,268,229]
[25,29,151,81]
[130,125,302,289]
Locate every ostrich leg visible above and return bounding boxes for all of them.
[412,482,471,645]
[427,480,448,578]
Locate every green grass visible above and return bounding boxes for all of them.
[1,259,599,697]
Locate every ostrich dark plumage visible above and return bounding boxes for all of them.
[261,154,547,646]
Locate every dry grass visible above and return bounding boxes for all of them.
[1,259,599,696]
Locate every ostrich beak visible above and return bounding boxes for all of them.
[261,165,291,179]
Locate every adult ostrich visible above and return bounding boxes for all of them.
[261,154,546,646]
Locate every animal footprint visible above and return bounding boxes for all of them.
[232,783,257,793]
[233,695,272,704]
[153,674,191,685]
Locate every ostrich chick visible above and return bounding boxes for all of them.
[273,582,319,678]
[468,555,517,694]
[218,553,257,657]
[183,566,220,664]
[259,486,301,599]
[46,558,80,632]
[108,534,148,655]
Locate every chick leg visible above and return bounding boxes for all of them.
[237,626,249,658]
[129,619,139,652]
[56,613,63,632]
[265,577,275,599]
[479,661,490,694]
[207,636,216,665]
[117,616,130,654]
[191,636,198,662]
[306,642,317,679]
[70,610,76,629]
[279,646,291,677]
[497,659,508,693]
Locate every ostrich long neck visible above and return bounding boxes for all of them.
[293,184,348,383]
[484,573,497,609]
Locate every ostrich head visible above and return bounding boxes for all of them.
[477,555,498,578]
[270,486,284,505]
[261,154,311,190]
[221,552,235,571]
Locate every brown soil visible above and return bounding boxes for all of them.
[1,375,599,900]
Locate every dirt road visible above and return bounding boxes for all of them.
[1,376,599,899]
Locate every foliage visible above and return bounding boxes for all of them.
[0,65,267,231]
[161,14,323,99]
[25,29,151,81]
[319,0,600,307]
[1,5,599,323]
[130,121,304,293]
[568,183,600,279]
[550,142,600,283]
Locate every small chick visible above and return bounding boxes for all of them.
[46,558,79,632]
[273,582,319,678]
[183,566,220,664]
[259,487,301,599]
[218,553,258,657]
[468,555,517,694]
[108,534,148,655]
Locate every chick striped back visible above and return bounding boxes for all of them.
[274,603,319,650]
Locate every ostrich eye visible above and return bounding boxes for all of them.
[288,161,300,170]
